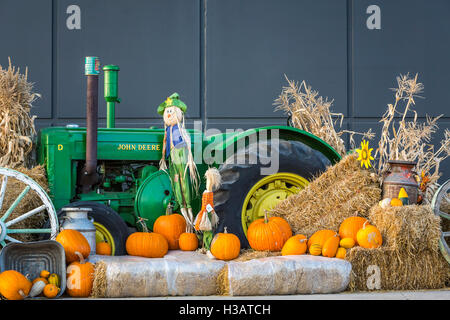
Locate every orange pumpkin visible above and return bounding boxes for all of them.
[153,212,186,250]
[43,284,60,298]
[307,229,336,250]
[210,227,241,261]
[356,221,383,248]
[281,234,307,256]
[179,232,198,251]
[338,216,368,242]
[247,212,289,251]
[0,270,32,300]
[66,252,95,297]
[32,277,49,285]
[55,229,91,263]
[126,220,169,258]
[269,216,293,242]
[96,241,112,255]
[322,233,340,257]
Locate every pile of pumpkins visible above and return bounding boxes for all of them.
[0,269,60,300]
[0,228,94,300]
[245,212,382,259]
[124,210,242,261]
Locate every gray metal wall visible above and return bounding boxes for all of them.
[1,0,449,178]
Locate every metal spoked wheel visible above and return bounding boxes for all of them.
[431,179,450,264]
[0,167,58,248]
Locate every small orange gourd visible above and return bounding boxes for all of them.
[40,270,50,278]
[390,198,403,207]
[322,233,340,257]
[356,221,383,248]
[281,234,307,256]
[43,284,60,298]
[335,247,347,259]
[339,237,355,249]
[309,243,322,256]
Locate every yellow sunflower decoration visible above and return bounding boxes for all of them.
[356,140,374,169]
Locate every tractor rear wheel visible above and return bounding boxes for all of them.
[214,139,333,248]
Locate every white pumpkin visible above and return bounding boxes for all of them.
[379,198,391,209]
[29,280,46,298]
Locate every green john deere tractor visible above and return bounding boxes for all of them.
[0,59,341,255]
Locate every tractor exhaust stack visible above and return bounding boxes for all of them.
[81,56,100,192]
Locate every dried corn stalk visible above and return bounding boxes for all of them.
[375,73,450,202]
[274,76,374,156]
[0,58,39,168]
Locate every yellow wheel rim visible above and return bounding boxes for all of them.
[241,172,309,237]
[94,222,116,256]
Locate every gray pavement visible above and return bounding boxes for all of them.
[60,288,450,300]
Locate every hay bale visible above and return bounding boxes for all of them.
[369,204,441,254]
[89,251,226,297]
[0,58,39,168]
[347,203,450,291]
[233,249,281,262]
[91,261,107,298]
[1,165,49,242]
[271,153,381,237]
[219,255,351,296]
[347,247,449,291]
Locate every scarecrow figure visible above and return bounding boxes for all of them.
[193,167,221,250]
[158,93,199,232]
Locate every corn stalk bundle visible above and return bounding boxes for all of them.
[274,76,374,156]
[375,74,450,203]
[0,58,39,168]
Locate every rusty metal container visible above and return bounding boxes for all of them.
[382,160,419,204]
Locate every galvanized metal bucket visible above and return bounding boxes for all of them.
[0,240,66,298]
[60,207,96,255]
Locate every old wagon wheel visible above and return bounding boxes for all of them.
[431,179,450,264]
[0,167,58,248]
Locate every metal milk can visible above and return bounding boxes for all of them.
[382,160,419,204]
[60,207,96,255]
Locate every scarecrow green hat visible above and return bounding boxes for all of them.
[157,92,187,115]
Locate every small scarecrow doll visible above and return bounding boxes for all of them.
[158,93,199,231]
[194,167,221,250]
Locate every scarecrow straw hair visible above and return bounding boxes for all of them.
[270,153,381,237]
[1,165,49,242]
[205,167,221,192]
[375,73,450,203]
[0,58,39,168]
[347,203,450,291]
[274,76,374,156]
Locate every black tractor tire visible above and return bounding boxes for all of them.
[214,138,332,248]
[42,201,130,256]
